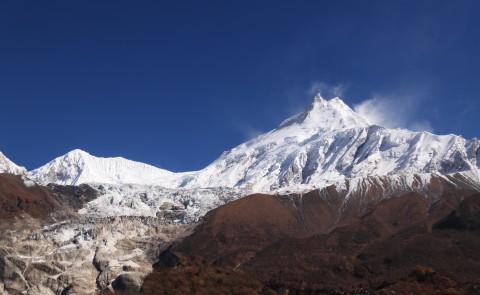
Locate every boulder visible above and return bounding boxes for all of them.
[111,273,142,294]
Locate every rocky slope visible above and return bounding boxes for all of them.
[0,176,194,295]
[3,176,475,294]
[0,173,60,222]
[0,215,191,295]
[142,184,480,294]
[0,173,97,223]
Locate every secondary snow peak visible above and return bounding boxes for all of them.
[66,148,90,156]
[28,149,183,186]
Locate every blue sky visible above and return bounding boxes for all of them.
[1,0,479,171]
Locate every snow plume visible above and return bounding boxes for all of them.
[238,124,263,140]
[308,81,346,98]
[354,95,433,132]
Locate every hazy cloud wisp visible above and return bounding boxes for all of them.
[308,81,347,98]
[354,96,433,132]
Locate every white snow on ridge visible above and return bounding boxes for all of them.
[0,151,26,175]
[21,95,480,193]
[180,96,480,191]
[28,149,192,186]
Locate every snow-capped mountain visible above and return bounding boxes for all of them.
[28,95,480,192]
[184,95,480,191]
[28,149,186,186]
[0,151,26,175]
[3,96,480,295]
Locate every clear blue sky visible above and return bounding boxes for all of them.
[1,0,479,171]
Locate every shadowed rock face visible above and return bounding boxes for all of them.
[141,255,269,295]
[47,183,98,211]
[0,173,62,222]
[434,195,480,230]
[142,186,480,295]
[0,173,98,224]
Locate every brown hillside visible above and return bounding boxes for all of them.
[142,188,480,294]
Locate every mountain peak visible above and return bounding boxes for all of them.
[279,95,369,131]
[312,93,327,102]
[28,148,180,186]
[64,149,90,157]
[310,94,353,113]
